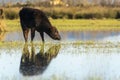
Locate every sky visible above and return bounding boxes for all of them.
[0,0,27,4]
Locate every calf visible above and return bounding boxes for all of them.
[19,7,61,42]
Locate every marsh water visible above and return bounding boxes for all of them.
[1,30,120,42]
[0,31,120,80]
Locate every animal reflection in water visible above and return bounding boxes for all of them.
[19,43,61,76]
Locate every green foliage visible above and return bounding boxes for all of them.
[116,11,120,19]
[104,10,117,19]
[4,8,19,20]
[5,19,21,31]
[41,6,120,19]
[2,7,120,20]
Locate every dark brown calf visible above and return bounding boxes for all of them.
[19,7,61,42]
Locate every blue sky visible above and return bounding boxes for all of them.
[0,0,27,4]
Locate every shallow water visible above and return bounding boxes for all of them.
[0,43,120,80]
[0,31,120,80]
[1,30,120,42]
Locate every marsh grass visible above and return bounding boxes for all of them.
[0,19,7,31]
[5,19,21,31]
[4,19,120,32]
[0,41,120,56]
[51,19,120,31]
[4,8,19,20]
[0,41,120,49]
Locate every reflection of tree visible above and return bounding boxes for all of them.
[19,43,61,76]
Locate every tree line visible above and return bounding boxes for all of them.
[0,0,120,7]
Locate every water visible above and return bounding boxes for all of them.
[0,31,120,80]
[1,30,120,42]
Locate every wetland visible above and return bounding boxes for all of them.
[0,19,120,80]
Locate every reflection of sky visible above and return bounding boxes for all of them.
[60,31,120,42]
[3,31,120,42]
[0,49,22,79]
[102,35,120,42]
[0,45,120,80]
[46,53,120,80]
[0,0,27,4]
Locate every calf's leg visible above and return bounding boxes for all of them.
[23,29,29,42]
[40,32,44,43]
[31,28,35,42]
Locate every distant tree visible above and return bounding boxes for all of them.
[107,0,113,6]
[113,0,120,7]
[33,0,50,7]
[66,0,74,6]
[100,0,106,6]
[64,0,89,6]
[92,0,99,5]
[0,9,6,32]
[1,0,5,6]
[26,0,32,6]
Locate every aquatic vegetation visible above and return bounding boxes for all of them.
[0,41,120,53]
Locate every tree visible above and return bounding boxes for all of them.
[0,9,6,32]
[107,0,113,6]
[113,0,120,7]
[92,0,99,5]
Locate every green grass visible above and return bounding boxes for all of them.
[51,19,120,31]
[4,19,120,32]
[5,19,21,31]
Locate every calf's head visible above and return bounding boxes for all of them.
[46,26,61,40]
